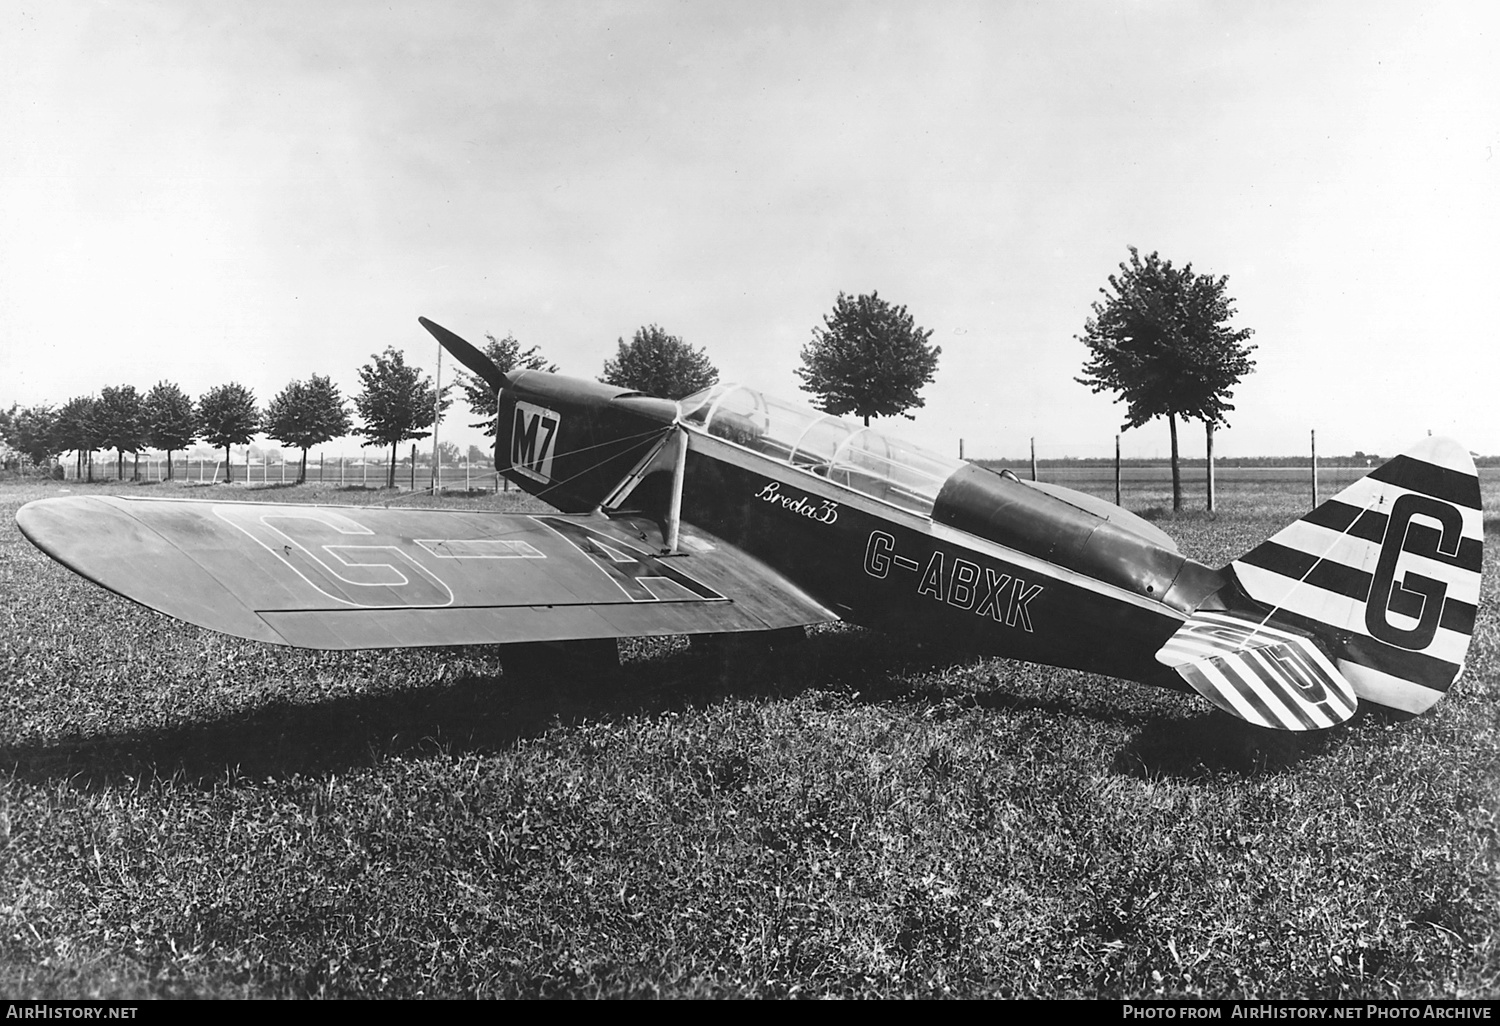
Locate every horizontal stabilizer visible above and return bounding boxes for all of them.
[1155,610,1358,731]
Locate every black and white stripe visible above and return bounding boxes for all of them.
[1227,437,1482,716]
[1156,610,1358,731]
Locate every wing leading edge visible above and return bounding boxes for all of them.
[17,495,838,649]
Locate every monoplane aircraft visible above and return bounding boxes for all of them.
[17,318,1483,732]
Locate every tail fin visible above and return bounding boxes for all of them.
[1227,437,1482,718]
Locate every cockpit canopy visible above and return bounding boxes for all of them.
[678,384,966,516]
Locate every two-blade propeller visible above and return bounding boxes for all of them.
[418,316,508,394]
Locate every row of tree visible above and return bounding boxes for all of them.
[0,325,729,487]
[2,264,1254,509]
[1,353,432,487]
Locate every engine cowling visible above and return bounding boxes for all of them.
[495,371,678,513]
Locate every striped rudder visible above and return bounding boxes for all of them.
[1228,437,1482,717]
[1156,610,1359,730]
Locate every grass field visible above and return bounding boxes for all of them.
[0,472,1495,999]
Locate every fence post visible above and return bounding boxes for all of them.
[1114,434,1121,508]
[1311,429,1318,509]
[1030,437,1037,482]
[1206,424,1215,513]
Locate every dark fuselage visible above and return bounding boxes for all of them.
[496,371,1228,690]
[680,433,1222,684]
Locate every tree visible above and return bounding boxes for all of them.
[54,396,100,481]
[796,291,941,426]
[354,347,445,487]
[198,383,260,483]
[96,385,145,480]
[600,325,718,400]
[263,375,353,483]
[142,381,198,480]
[0,404,60,468]
[459,333,558,437]
[1075,247,1256,510]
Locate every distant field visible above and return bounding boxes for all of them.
[990,464,1500,514]
[0,475,1495,999]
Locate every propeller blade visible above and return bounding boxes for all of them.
[418,317,508,393]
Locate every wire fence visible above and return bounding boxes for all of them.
[59,454,511,492]
[39,437,1492,513]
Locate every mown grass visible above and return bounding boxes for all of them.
[0,476,1495,998]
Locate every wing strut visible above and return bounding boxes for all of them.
[665,425,688,553]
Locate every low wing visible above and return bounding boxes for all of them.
[1155,610,1358,731]
[17,495,838,650]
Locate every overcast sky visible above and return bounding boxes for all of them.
[2,1,1496,460]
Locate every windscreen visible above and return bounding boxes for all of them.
[679,384,964,516]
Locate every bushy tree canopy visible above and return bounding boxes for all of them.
[355,347,445,487]
[1076,247,1256,509]
[199,383,260,483]
[461,333,558,437]
[54,395,100,479]
[142,381,198,480]
[97,385,145,480]
[600,325,718,400]
[0,404,60,467]
[264,375,353,483]
[796,291,940,426]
